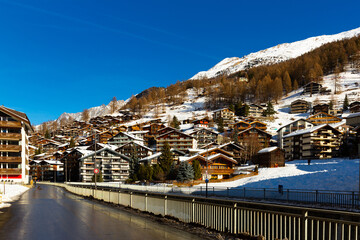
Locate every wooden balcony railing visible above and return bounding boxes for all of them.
[0,168,21,175]
[0,132,22,140]
[0,157,22,163]
[0,145,22,152]
[0,121,21,128]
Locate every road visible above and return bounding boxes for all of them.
[0,185,201,240]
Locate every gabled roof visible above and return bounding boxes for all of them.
[258,146,279,154]
[218,142,245,151]
[291,99,310,104]
[79,147,130,161]
[139,152,162,162]
[116,141,153,152]
[0,105,33,132]
[283,124,340,138]
[307,112,342,121]
[110,131,144,142]
[184,153,237,164]
[238,127,272,136]
[277,118,314,132]
[156,129,194,139]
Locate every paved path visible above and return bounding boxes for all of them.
[0,185,200,240]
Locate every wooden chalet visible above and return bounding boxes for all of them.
[116,142,153,159]
[218,142,245,164]
[307,112,342,125]
[277,118,314,148]
[237,127,272,148]
[156,126,178,136]
[283,124,341,160]
[254,147,285,168]
[232,121,251,131]
[248,104,264,117]
[346,112,360,127]
[107,132,144,146]
[187,128,220,148]
[142,123,166,136]
[312,104,330,114]
[303,82,322,95]
[350,101,360,113]
[156,130,196,152]
[250,121,267,130]
[290,99,310,114]
[192,118,210,128]
[185,151,237,180]
[86,130,114,145]
[213,108,235,126]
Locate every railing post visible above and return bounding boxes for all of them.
[164,195,167,216]
[145,193,148,212]
[301,210,308,240]
[192,198,195,222]
[264,188,266,200]
[130,192,133,208]
[233,203,237,234]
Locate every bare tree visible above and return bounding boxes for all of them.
[110,96,118,114]
[239,133,262,164]
[82,109,90,122]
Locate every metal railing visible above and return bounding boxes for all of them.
[66,182,360,211]
[47,183,360,240]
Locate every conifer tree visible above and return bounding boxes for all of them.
[129,145,139,181]
[152,164,165,181]
[170,116,181,129]
[343,94,349,111]
[192,160,202,180]
[176,161,194,182]
[263,101,276,116]
[91,172,103,182]
[216,118,224,133]
[158,141,173,178]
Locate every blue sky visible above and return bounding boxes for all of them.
[0,0,359,125]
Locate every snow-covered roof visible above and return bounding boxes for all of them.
[139,152,162,162]
[346,112,360,118]
[283,124,338,138]
[258,146,278,154]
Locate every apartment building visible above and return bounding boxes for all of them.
[79,148,130,183]
[0,106,33,183]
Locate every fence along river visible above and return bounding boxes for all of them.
[45,183,360,240]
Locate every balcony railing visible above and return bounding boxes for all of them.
[0,121,21,128]
[0,145,22,151]
[0,133,22,140]
[0,168,21,174]
[0,157,22,163]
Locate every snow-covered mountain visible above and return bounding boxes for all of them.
[191,27,360,80]
[57,100,126,122]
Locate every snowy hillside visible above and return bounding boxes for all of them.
[191,27,360,80]
[57,100,126,122]
[264,66,360,135]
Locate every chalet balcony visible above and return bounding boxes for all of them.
[0,157,22,163]
[0,121,21,128]
[0,145,21,152]
[0,133,22,140]
[0,168,21,175]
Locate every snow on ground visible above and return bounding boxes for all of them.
[0,184,29,210]
[264,67,360,135]
[199,159,360,192]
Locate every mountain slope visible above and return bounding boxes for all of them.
[191,27,360,79]
[57,100,126,122]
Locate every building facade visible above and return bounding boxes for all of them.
[0,106,33,183]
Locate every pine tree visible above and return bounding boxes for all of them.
[239,104,249,117]
[176,161,194,182]
[129,145,139,181]
[192,160,202,180]
[216,118,224,133]
[91,172,103,182]
[263,101,276,116]
[170,116,181,129]
[343,94,349,111]
[152,164,164,181]
[158,141,173,178]
[168,162,178,180]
